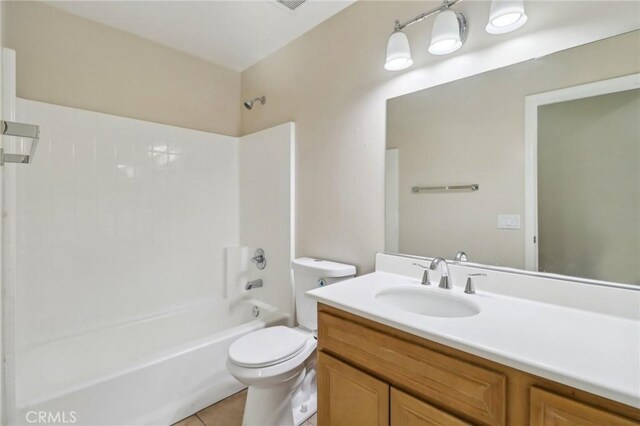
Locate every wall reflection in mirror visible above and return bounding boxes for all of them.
[385,31,640,285]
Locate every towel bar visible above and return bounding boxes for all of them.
[1,120,40,165]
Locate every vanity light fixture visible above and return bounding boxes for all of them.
[428,8,467,55]
[486,0,528,34]
[384,26,413,71]
[385,0,528,70]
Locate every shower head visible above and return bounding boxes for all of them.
[243,96,266,110]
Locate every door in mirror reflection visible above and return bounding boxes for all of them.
[535,89,640,284]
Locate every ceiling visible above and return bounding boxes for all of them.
[46,0,354,71]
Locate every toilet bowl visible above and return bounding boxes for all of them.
[227,326,317,426]
[226,258,355,426]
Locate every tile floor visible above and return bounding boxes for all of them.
[173,390,318,426]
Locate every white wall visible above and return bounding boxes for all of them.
[10,100,239,346]
[384,149,399,254]
[239,123,295,321]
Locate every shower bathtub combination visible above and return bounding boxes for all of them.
[1,49,295,426]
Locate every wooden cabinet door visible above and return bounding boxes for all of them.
[318,352,389,426]
[391,388,471,426]
[530,388,639,426]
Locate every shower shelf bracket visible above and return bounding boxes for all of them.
[1,120,40,165]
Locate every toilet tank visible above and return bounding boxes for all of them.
[292,258,356,331]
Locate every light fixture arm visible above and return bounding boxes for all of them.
[394,0,463,31]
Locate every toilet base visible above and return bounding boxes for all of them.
[292,392,316,426]
[291,358,317,426]
[242,386,317,426]
[243,383,296,426]
[242,360,317,426]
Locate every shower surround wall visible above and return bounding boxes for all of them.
[239,124,295,318]
[3,93,295,424]
[14,99,240,345]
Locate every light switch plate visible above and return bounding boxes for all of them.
[498,214,521,229]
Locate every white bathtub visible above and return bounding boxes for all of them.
[13,299,289,426]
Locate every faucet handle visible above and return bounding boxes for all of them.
[465,273,486,294]
[413,263,431,285]
[421,270,430,285]
[464,277,475,294]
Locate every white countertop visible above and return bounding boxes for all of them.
[307,270,640,408]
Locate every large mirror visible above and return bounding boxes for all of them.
[385,31,640,285]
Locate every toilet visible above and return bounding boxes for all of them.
[226,257,356,426]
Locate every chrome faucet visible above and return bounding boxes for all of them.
[245,279,263,290]
[454,251,468,262]
[251,248,267,270]
[429,257,452,289]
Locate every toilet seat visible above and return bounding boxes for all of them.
[226,332,317,389]
[229,326,309,368]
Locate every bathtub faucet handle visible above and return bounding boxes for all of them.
[251,248,267,270]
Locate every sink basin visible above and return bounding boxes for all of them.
[375,286,480,318]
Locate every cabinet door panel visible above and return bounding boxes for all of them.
[391,388,471,426]
[530,388,639,426]
[318,352,389,426]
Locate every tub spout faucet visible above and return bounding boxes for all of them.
[245,279,263,290]
[429,257,452,289]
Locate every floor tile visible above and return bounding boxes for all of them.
[196,389,247,426]
[175,389,318,426]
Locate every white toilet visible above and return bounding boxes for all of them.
[226,257,356,426]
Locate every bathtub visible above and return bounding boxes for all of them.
[13,299,289,426]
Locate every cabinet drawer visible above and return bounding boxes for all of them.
[319,312,506,426]
[391,388,471,426]
[530,388,639,426]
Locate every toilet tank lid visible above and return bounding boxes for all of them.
[292,257,356,278]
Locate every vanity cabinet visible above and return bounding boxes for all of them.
[316,304,640,426]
